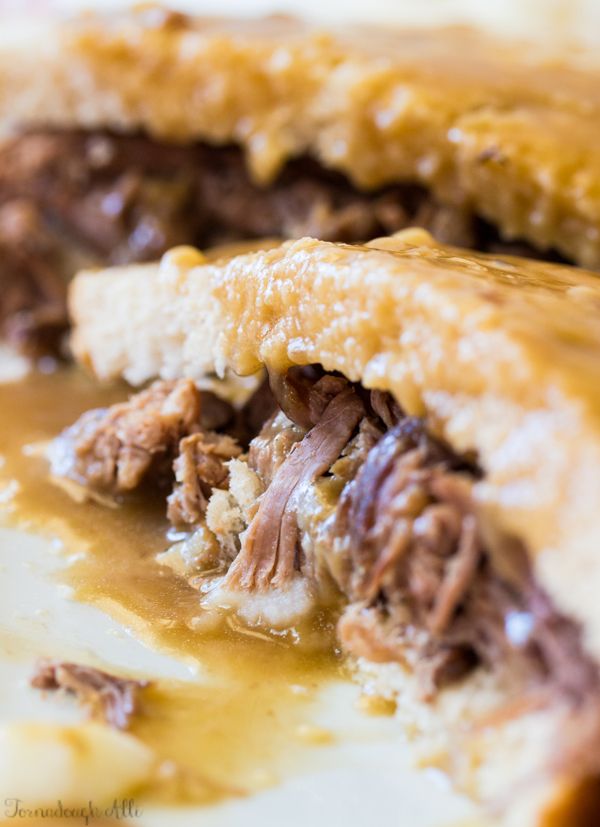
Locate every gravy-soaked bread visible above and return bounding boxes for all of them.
[3,9,600,267]
[69,231,600,824]
[71,231,600,653]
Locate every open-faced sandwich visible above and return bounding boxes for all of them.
[38,228,600,826]
[3,6,600,825]
[2,6,600,356]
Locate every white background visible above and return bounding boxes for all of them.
[0,0,600,45]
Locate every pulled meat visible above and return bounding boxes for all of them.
[334,419,479,612]
[233,369,600,713]
[49,363,600,722]
[230,377,277,447]
[226,379,364,590]
[0,199,68,356]
[31,660,148,729]
[51,378,234,494]
[167,432,242,526]
[332,412,600,706]
[248,410,305,487]
[230,365,600,711]
[0,130,561,356]
[462,562,600,707]
[267,367,350,430]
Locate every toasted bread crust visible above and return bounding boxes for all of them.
[3,10,600,264]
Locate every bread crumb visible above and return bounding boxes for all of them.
[227,458,264,521]
[205,458,263,547]
[206,489,245,536]
[157,524,220,575]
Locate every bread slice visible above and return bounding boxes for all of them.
[68,229,600,825]
[2,8,600,266]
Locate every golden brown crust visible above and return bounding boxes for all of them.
[3,10,600,264]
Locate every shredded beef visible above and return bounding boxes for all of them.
[167,432,242,526]
[334,418,476,604]
[49,364,600,715]
[0,199,69,356]
[461,567,600,707]
[369,390,404,429]
[328,417,384,495]
[427,513,480,634]
[47,361,600,781]
[230,377,277,447]
[248,410,306,487]
[0,130,564,356]
[226,380,364,590]
[173,363,599,714]
[331,407,600,707]
[416,643,480,698]
[50,378,234,494]
[31,659,148,729]
[267,367,351,430]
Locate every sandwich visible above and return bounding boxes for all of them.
[2,6,600,355]
[47,228,600,826]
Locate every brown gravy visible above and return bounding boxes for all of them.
[0,367,342,804]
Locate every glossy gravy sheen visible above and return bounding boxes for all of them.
[0,367,341,804]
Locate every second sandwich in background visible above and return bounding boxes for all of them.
[2,6,600,354]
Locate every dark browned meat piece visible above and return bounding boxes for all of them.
[0,132,203,356]
[0,200,68,357]
[334,418,473,603]
[268,366,349,430]
[0,132,199,262]
[230,377,277,446]
[50,378,233,494]
[195,390,236,432]
[31,660,148,730]
[0,132,471,280]
[412,200,476,249]
[369,390,404,429]
[167,432,242,526]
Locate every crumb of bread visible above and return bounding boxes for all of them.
[206,489,245,537]
[227,458,264,522]
[157,524,220,576]
[206,458,263,539]
[202,574,317,629]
